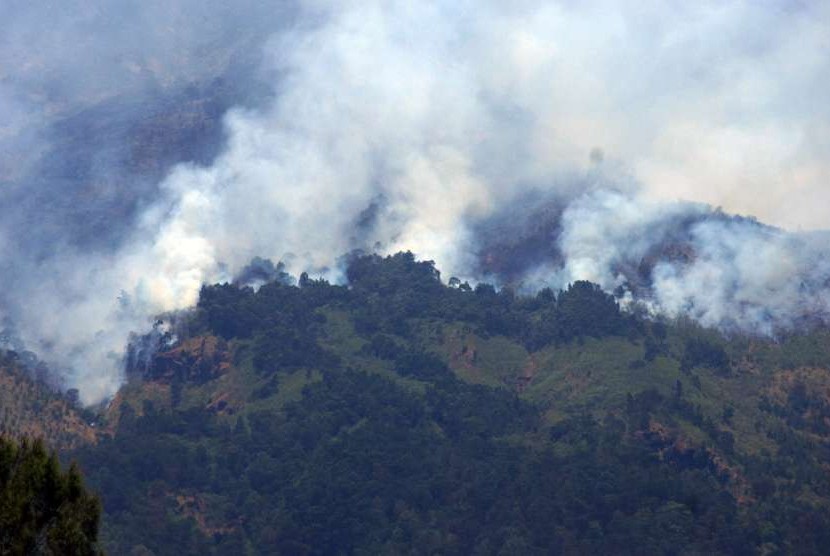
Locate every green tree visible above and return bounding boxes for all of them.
[0,436,101,555]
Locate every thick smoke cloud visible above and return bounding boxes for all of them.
[482,189,830,335]
[0,0,294,251]
[2,1,829,403]
[0,0,295,400]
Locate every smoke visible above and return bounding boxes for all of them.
[485,189,830,336]
[2,1,829,403]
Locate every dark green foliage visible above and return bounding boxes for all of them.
[0,436,101,555]
[345,251,443,296]
[760,380,830,436]
[198,278,345,375]
[66,252,830,554]
[644,335,662,362]
[198,277,347,342]
[681,337,730,374]
[342,253,638,348]
[363,333,400,359]
[556,281,626,341]
[75,368,756,555]
[251,326,339,374]
[393,349,452,381]
[197,284,258,339]
[194,252,641,358]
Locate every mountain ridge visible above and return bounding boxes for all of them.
[13,251,819,553]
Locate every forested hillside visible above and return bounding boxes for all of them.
[0,435,101,554]
[60,252,830,554]
[0,353,98,450]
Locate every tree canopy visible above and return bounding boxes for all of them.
[0,436,101,555]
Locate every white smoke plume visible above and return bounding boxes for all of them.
[2,1,830,403]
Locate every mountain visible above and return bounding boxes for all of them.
[23,251,824,554]
[4,4,829,554]
[0,352,98,450]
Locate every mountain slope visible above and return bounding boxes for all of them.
[0,352,97,450]
[64,252,830,555]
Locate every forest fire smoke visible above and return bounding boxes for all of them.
[1,1,829,403]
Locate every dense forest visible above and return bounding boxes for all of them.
[0,436,101,554]
[5,251,830,554]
